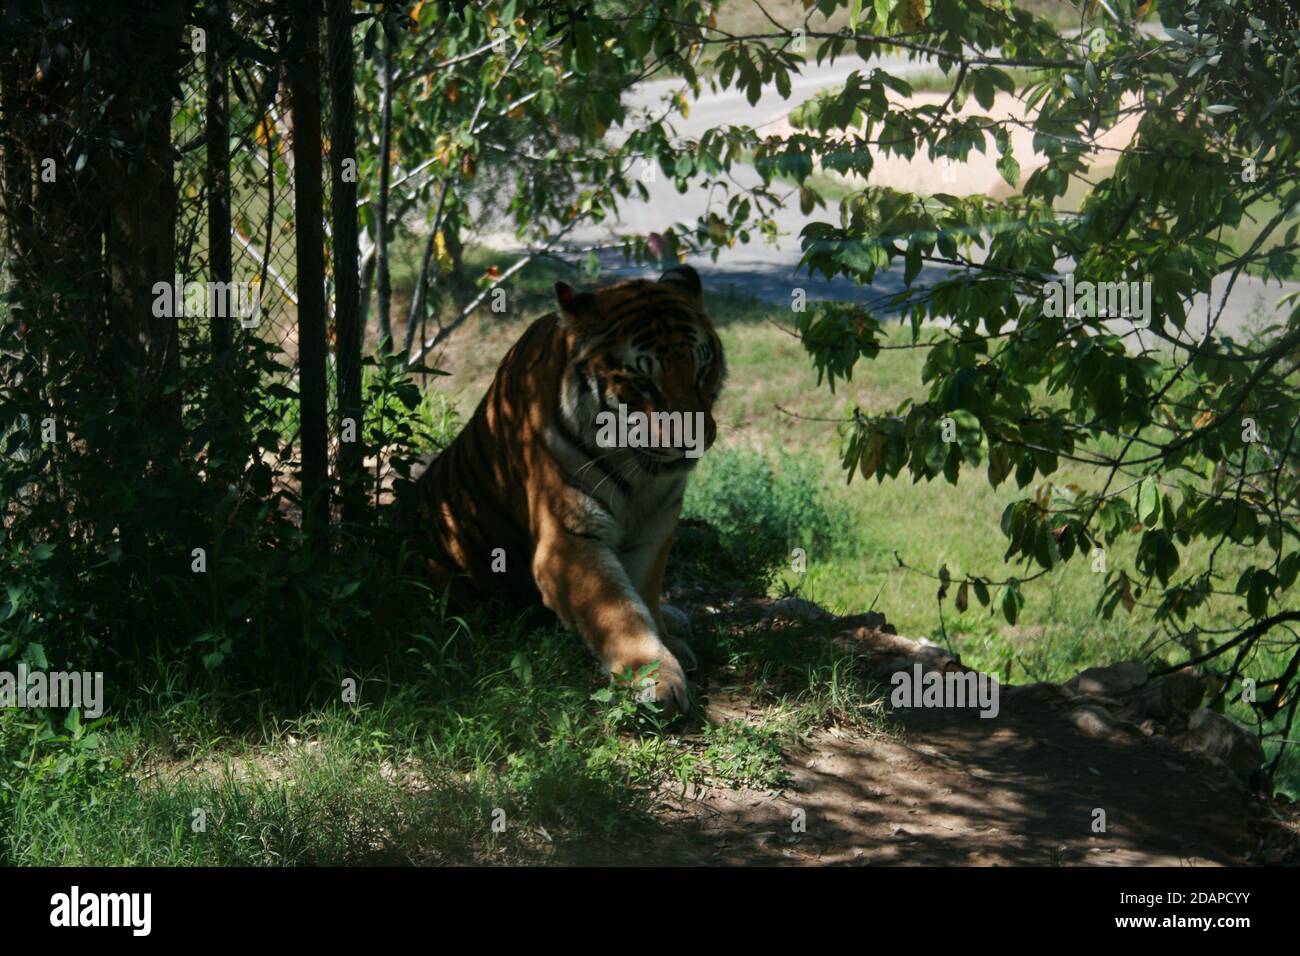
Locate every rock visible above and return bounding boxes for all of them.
[660,603,693,640]
[1069,661,1147,697]
[1065,692,1125,711]
[1068,704,1119,739]
[1179,708,1264,780]
[839,610,896,634]
[766,596,833,623]
[844,626,965,681]
[1120,667,1205,723]
[1003,681,1073,706]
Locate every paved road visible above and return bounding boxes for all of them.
[490,41,1299,337]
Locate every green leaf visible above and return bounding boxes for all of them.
[1136,478,1160,527]
[4,585,23,621]
[1247,570,1274,618]
[904,241,922,285]
[996,153,1020,187]
[573,22,597,74]
[333,580,362,600]
[1001,583,1023,625]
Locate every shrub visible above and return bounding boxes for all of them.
[678,448,850,589]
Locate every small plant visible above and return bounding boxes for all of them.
[700,720,789,790]
[593,662,669,733]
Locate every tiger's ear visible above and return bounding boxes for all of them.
[555,281,599,330]
[658,264,703,308]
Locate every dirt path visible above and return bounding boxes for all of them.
[667,695,1260,866]
[563,610,1299,866]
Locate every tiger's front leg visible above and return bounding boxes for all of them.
[633,533,698,672]
[531,525,689,715]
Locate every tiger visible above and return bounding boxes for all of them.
[407,264,726,715]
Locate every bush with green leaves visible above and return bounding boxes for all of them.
[679,448,851,588]
[0,280,455,696]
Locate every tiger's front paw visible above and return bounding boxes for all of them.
[610,646,690,717]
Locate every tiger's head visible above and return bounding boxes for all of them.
[553,265,725,477]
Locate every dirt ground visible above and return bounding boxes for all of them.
[561,605,1300,867]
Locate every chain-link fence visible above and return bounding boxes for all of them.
[165,1,367,516]
[173,8,313,403]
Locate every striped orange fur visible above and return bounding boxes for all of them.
[410,265,725,713]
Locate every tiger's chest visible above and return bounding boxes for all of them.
[572,470,685,543]
[617,474,687,586]
[560,463,687,579]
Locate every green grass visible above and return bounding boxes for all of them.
[417,268,1270,702]
[0,576,887,864]
[423,271,1271,704]
[6,268,1295,865]
[701,303,1247,654]
[692,291,1300,793]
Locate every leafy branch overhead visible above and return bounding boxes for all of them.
[634,0,1300,763]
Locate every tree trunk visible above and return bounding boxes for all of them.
[101,0,186,436]
[328,0,363,523]
[374,27,394,353]
[288,0,330,536]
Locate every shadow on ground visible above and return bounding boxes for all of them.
[558,613,1296,867]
